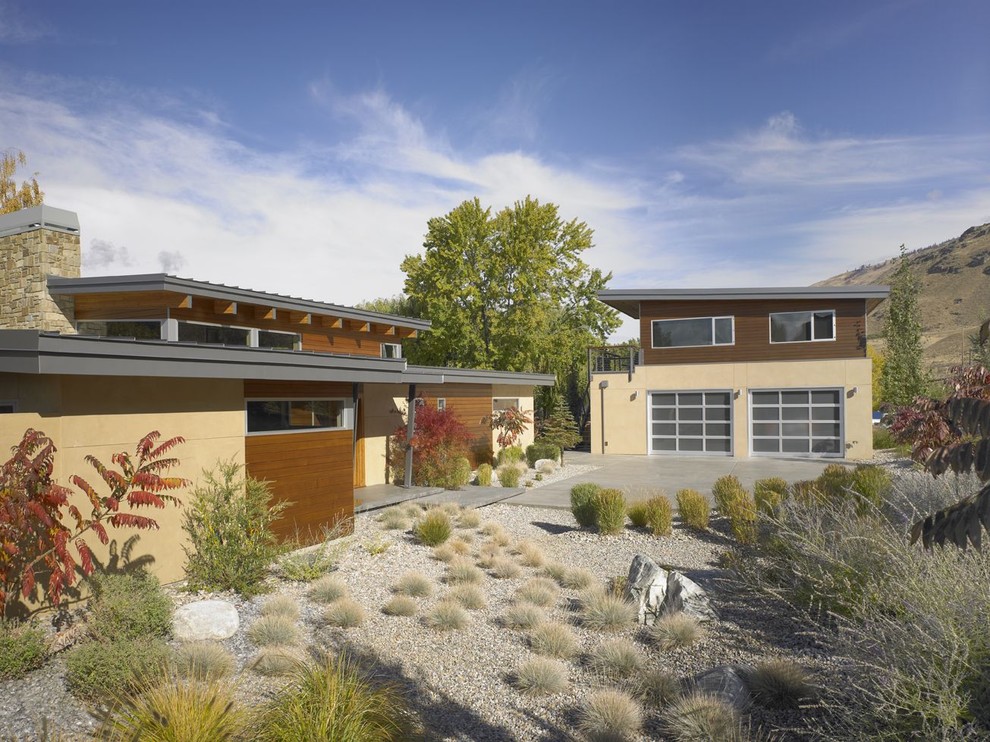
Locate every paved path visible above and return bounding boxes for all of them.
[503,451,849,509]
[355,483,525,513]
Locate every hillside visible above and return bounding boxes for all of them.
[817,222,990,370]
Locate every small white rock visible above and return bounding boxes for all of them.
[173,599,240,641]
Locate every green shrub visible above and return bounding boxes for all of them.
[873,425,897,450]
[676,489,710,531]
[182,461,287,597]
[475,464,493,487]
[592,488,627,535]
[414,509,452,546]
[850,464,892,510]
[258,652,418,741]
[86,571,172,641]
[496,446,524,465]
[753,477,789,515]
[0,621,47,679]
[449,457,472,490]
[100,677,246,740]
[66,637,170,702]
[815,463,855,500]
[645,496,673,537]
[627,500,649,528]
[526,441,560,468]
[570,483,601,528]
[496,464,521,488]
[711,474,744,514]
[723,491,757,545]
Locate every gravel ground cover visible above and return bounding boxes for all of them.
[0,493,841,741]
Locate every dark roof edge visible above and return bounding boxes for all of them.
[0,331,431,384]
[0,205,80,238]
[47,274,432,332]
[405,365,556,386]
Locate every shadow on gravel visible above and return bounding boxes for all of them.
[322,639,524,741]
[530,520,579,535]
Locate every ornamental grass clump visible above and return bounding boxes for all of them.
[850,464,893,511]
[662,691,739,742]
[628,669,682,709]
[502,603,546,630]
[529,622,579,659]
[561,567,596,590]
[414,509,452,546]
[449,539,471,556]
[260,595,301,621]
[592,488,627,535]
[476,542,503,569]
[446,558,484,585]
[515,577,559,607]
[392,571,433,598]
[588,638,644,679]
[570,483,602,528]
[174,642,236,681]
[324,598,366,629]
[251,646,306,677]
[377,507,409,531]
[649,612,703,650]
[744,660,813,709]
[626,500,649,528]
[447,584,486,610]
[258,652,418,741]
[513,540,546,567]
[458,508,481,528]
[543,561,568,583]
[100,676,246,741]
[497,464,521,488]
[676,489,710,531]
[582,591,637,632]
[712,477,756,544]
[577,688,643,742]
[248,614,302,647]
[431,544,456,562]
[490,556,522,579]
[511,657,569,696]
[381,596,418,617]
[645,496,673,536]
[308,575,349,604]
[183,461,287,597]
[423,601,468,631]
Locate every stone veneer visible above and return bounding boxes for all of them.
[0,224,79,332]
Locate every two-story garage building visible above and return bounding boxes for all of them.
[590,286,889,460]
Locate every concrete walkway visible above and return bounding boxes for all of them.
[354,483,525,513]
[504,451,850,509]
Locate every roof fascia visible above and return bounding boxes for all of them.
[404,365,557,386]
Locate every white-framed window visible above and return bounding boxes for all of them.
[0,401,16,414]
[437,398,446,411]
[246,398,353,435]
[177,321,251,346]
[256,329,300,350]
[76,320,165,340]
[493,397,520,412]
[381,343,402,359]
[769,310,835,343]
[652,316,734,349]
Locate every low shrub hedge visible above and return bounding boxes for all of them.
[526,441,560,468]
[87,571,173,641]
[0,621,47,680]
[570,483,602,528]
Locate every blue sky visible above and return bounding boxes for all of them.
[2,1,989,338]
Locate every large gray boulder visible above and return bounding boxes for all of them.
[623,554,716,625]
[694,665,752,711]
[173,599,240,642]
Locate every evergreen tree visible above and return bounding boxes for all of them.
[879,245,927,407]
[537,390,582,465]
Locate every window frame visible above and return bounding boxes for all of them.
[75,319,167,340]
[768,310,836,344]
[245,397,354,436]
[381,343,402,359]
[492,397,521,412]
[651,316,735,349]
[437,398,446,411]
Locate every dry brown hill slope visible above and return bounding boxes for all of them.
[817,222,990,370]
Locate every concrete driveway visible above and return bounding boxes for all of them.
[503,450,849,509]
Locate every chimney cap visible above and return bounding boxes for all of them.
[0,205,80,238]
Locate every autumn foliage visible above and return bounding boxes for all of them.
[0,429,186,617]
[391,402,474,487]
[486,406,533,450]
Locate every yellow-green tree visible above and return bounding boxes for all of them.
[1,150,44,214]
[867,343,886,405]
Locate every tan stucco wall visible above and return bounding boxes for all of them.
[0,374,245,592]
[360,384,408,486]
[590,358,874,460]
[491,384,536,456]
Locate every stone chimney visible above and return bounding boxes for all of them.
[0,205,80,332]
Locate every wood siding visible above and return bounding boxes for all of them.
[640,299,868,366]
[419,383,494,466]
[74,292,395,357]
[244,380,355,542]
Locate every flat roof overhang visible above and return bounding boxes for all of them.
[47,273,432,334]
[403,365,556,387]
[598,286,891,318]
[0,331,437,384]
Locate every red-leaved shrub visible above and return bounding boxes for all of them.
[0,429,186,617]
[391,403,473,488]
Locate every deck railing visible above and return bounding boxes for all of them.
[588,345,640,379]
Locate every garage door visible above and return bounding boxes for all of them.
[750,389,842,457]
[650,391,732,455]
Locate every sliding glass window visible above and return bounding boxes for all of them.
[246,399,353,434]
[769,310,835,343]
[652,316,734,348]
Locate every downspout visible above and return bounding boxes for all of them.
[598,379,609,453]
[404,384,417,488]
